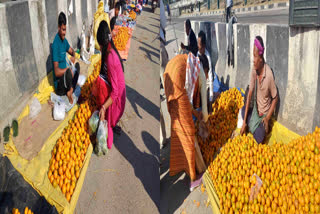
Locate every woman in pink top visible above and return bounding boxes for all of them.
[93,21,126,149]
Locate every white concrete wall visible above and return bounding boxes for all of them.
[282,27,320,134]
[29,0,50,80]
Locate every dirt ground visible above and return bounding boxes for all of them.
[11,59,90,161]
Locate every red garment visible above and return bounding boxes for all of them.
[93,48,126,149]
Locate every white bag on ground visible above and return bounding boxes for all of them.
[237,110,243,129]
[77,75,87,87]
[88,111,99,135]
[53,102,66,121]
[29,97,41,119]
[95,120,108,156]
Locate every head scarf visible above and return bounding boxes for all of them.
[254,38,264,56]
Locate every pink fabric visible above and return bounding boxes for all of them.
[254,39,264,56]
[95,49,126,149]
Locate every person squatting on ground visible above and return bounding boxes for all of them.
[52,12,80,105]
[92,21,126,149]
[240,36,278,144]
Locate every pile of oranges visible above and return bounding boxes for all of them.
[209,126,320,214]
[47,60,101,202]
[129,10,136,20]
[12,207,34,214]
[48,101,93,202]
[197,88,244,165]
[113,27,130,51]
[80,60,101,100]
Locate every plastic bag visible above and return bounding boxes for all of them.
[53,102,66,121]
[29,97,41,119]
[95,120,108,156]
[237,110,243,129]
[249,174,263,201]
[77,75,87,87]
[88,111,99,135]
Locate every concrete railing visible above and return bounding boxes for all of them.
[189,21,320,135]
[0,0,98,132]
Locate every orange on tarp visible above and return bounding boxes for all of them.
[113,25,133,60]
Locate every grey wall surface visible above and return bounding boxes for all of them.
[82,0,87,22]
[235,24,250,90]
[215,23,226,80]
[266,25,289,119]
[45,0,58,43]
[189,20,320,135]
[68,0,78,48]
[6,1,39,93]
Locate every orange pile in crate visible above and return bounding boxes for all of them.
[47,60,100,202]
[209,126,320,214]
[48,101,92,202]
[197,88,244,165]
[129,10,136,20]
[80,60,101,100]
[113,27,130,51]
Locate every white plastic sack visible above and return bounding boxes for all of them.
[77,75,87,87]
[88,111,99,135]
[237,110,243,129]
[95,120,108,156]
[29,97,41,119]
[68,0,73,16]
[89,25,95,56]
[53,102,66,121]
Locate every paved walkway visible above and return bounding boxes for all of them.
[75,6,160,214]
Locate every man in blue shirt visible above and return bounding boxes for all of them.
[52,12,79,104]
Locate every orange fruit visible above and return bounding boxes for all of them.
[59,178,64,188]
[66,192,71,202]
[59,167,63,176]
[48,170,52,178]
[50,175,54,184]
[50,163,55,172]
[62,184,66,194]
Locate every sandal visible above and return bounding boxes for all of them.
[113,125,122,135]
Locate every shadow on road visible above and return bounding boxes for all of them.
[136,23,158,35]
[166,38,177,46]
[114,131,160,211]
[160,140,190,214]
[141,131,160,158]
[126,85,160,121]
[149,17,160,22]
[149,23,160,29]
[134,38,159,53]
[139,46,160,65]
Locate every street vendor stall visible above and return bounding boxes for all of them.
[3,55,102,214]
[195,87,320,214]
